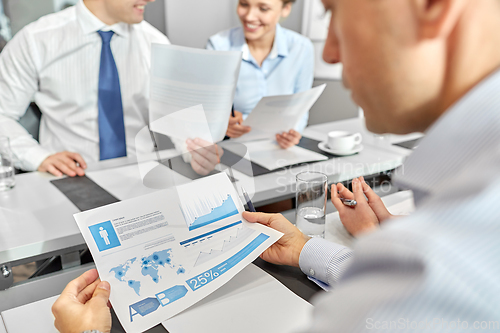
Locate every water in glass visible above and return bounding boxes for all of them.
[296,206,325,238]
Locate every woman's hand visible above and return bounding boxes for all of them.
[276,129,301,149]
[226,111,251,138]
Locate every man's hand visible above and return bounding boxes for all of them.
[331,177,380,236]
[359,176,394,222]
[38,151,87,177]
[187,138,224,176]
[52,269,112,333]
[276,129,301,149]
[242,211,310,267]
[226,111,251,138]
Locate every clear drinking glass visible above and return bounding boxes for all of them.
[295,171,327,238]
[0,137,15,191]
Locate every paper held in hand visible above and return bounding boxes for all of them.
[73,173,282,333]
[235,84,326,142]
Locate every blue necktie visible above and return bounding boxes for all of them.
[97,30,127,160]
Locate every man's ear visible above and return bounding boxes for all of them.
[281,2,292,19]
[413,0,466,39]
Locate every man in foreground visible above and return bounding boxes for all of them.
[52,0,500,331]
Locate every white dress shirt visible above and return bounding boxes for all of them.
[0,0,169,171]
[300,69,500,331]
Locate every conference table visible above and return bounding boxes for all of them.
[0,117,421,318]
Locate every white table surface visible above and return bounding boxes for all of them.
[0,315,6,333]
[0,118,416,267]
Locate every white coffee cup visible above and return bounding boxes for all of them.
[327,131,362,151]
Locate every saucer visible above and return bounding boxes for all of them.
[318,141,364,156]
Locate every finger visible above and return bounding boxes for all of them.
[88,281,111,307]
[228,126,246,136]
[242,211,274,227]
[226,130,242,138]
[191,150,217,170]
[191,160,210,176]
[60,155,80,173]
[193,138,213,148]
[76,278,101,304]
[337,183,354,200]
[67,152,87,170]
[235,114,244,123]
[46,164,63,177]
[54,160,76,177]
[360,178,379,202]
[235,125,251,134]
[331,184,349,212]
[229,117,239,125]
[60,154,85,176]
[190,144,219,164]
[61,269,99,298]
[352,178,368,204]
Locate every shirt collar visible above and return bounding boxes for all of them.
[239,23,289,62]
[76,0,129,38]
[393,68,500,201]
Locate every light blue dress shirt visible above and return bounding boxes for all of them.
[207,24,314,133]
[299,69,500,332]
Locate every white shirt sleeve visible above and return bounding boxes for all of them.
[299,237,354,287]
[0,27,52,171]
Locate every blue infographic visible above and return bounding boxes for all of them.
[89,221,121,252]
[181,194,238,231]
[110,249,185,296]
[186,233,269,291]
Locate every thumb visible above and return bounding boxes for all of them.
[242,211,273,227]
[89,281,111,306]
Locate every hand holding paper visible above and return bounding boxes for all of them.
[226,110,251,138]
[276,129,302,149]
[235,84,326,143]
[52,269,112,333]
[242,211,310,268]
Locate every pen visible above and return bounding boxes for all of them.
[241,186,256,212]
[339,198,357,207]
[231,104,235,118]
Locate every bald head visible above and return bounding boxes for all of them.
[322,0,500,134]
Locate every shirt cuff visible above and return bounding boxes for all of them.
[16,145,52,171]
[299,237,354,287]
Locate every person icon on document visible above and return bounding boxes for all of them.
[99,227,110,245]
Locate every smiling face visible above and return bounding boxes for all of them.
[237,0,292,43]
[321,0,448,134]
[102,0,154,25]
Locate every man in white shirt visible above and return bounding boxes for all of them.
[51,0,500,331]
[0,0,169,176]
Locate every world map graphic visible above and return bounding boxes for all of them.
[110,249,185,296]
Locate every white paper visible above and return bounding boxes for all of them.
[226,140,328,170]
[236,84,326,143]
[163,264,313,333]
[149,44,242,143]
[74,173,282,333]
[1,296,58,333]
[149,105,214,151]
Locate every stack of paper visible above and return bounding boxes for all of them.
[225,140,328,170]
